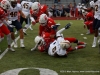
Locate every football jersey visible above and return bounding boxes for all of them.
[48,37,67,56]
[21,1,32,17]
[39,18,56,36]
[0,7,8,27]
[8,3,22,21]
[90,0,100,20]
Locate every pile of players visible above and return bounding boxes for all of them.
[0,0,87,57]
[0,0,51,52]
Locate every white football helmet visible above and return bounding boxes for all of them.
[60,40,71,49]
[39,14,48,26]
[31,2,40,10]
[0,0,11,10]
[34,36,44,45]
[31,2,40,14]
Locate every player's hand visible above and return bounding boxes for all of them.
[32,21,36,25]
[65,23,71,29]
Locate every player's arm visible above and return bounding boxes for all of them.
[84,7,94,12]
[19,10,26,18]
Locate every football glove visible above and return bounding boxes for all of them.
[65,23,71,29]
[51,24,60,30]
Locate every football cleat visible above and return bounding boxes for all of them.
[14,30,18,35]
[20,43,25,48]
[92,42,96,47]
[14,42,18,48]
[7,48,15,52]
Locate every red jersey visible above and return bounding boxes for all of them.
[30,4,48,22]
[84,21,93,26]
[39,17,56,36]
[38,32,55,52]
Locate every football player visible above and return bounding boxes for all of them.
[15,0,33,35]
[32,23,86,57]
[7,0,26,48]
[0,0,15,51]
[89,0,100,47]
[30,2,52,26]
[84,12,94,34]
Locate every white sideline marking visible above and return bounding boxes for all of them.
[0,23,32,60]
[0,36,20,60]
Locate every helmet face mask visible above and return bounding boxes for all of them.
[10,0,17,8]
[33,9,39,14]
[31,2,40,14]
[39,14,48,26]
[34,36,44,45]
[0,0,11,10]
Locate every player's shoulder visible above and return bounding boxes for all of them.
[17,3,21,7]
[41,4,48,9]
[48,18,55,23]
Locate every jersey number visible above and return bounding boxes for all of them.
[52,46,56,53]
[10,12,17,17]
[23,3,29,9]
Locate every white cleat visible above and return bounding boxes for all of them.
[14,42,18,48]
[7,48,15,52]
[92,43,96,47]
[20,43,25,48]
[15,31,18,35]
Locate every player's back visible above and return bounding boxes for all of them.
[21,1,32,12]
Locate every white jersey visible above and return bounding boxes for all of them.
[21,1,32,17]
[8,3,22,21]
[90,0,100,20]
[48,37,67,56]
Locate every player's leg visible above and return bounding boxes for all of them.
[64,37,86,49]
[15,20,25,48]
[92,19,99,47]
[1,25,15,51]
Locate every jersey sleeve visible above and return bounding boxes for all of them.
[17,3,22,11]
[41,5,48,13]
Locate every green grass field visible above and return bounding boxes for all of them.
[0,20,100,75]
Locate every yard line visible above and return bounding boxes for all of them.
[0,36,20,60]
[0,23,31,60]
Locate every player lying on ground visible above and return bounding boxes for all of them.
[31,23,86,57]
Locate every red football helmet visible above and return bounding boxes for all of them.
[86,12,94,20]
